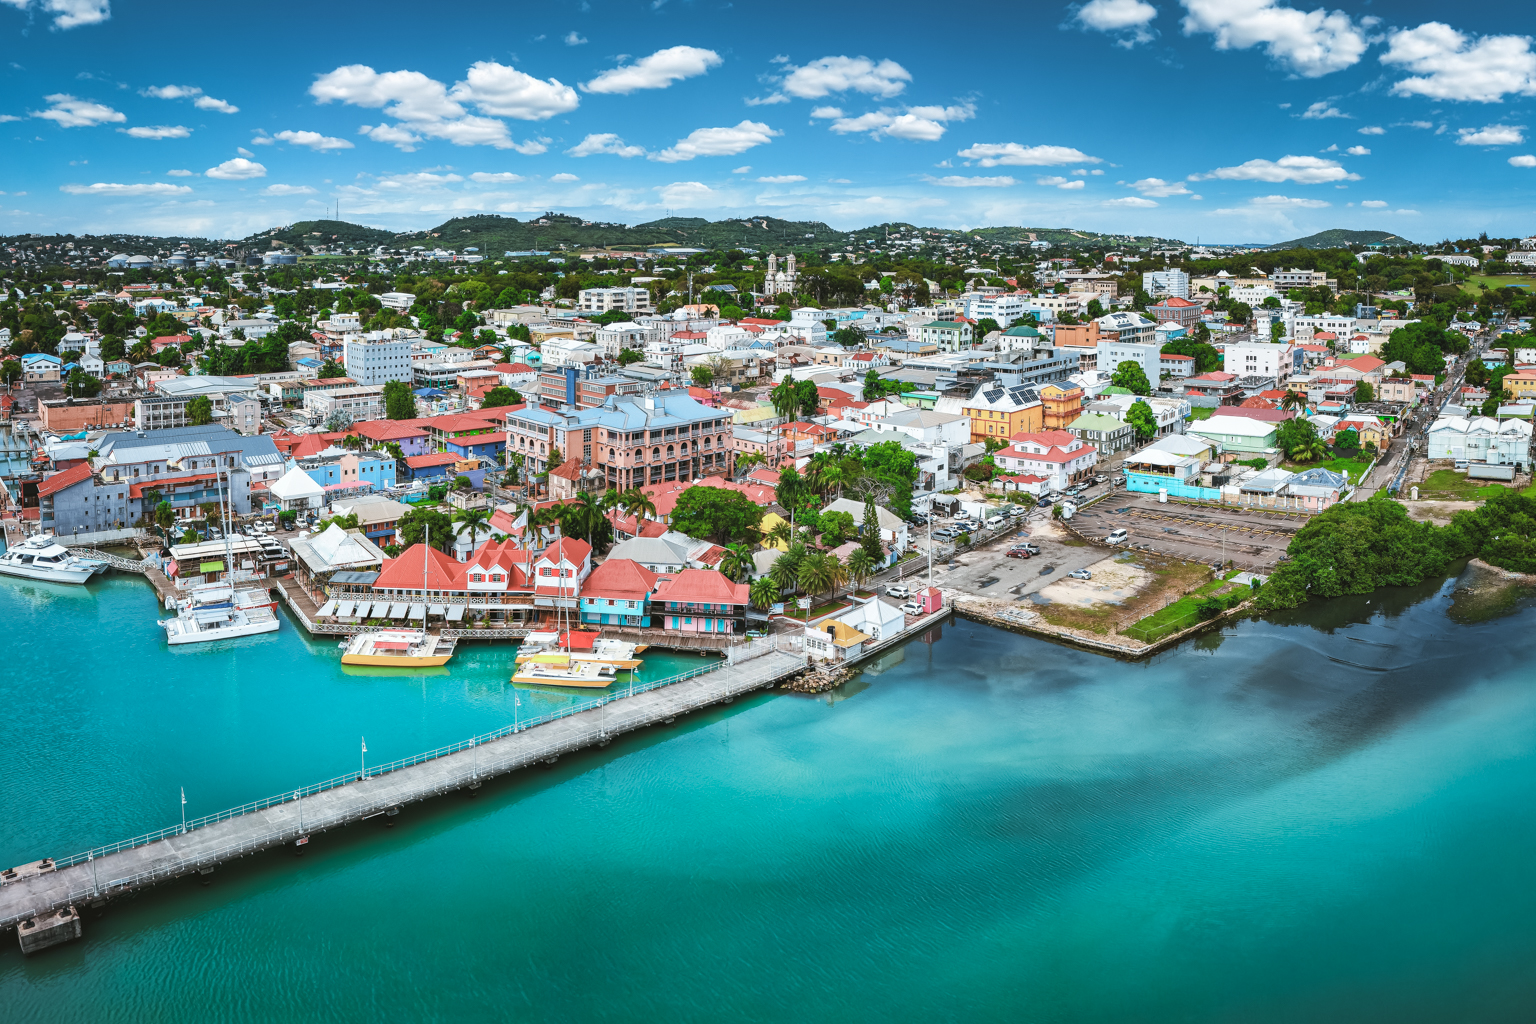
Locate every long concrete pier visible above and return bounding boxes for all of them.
[0,640,809,946]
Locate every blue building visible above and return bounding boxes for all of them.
[296,447,397,493]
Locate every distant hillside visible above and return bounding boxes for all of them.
[247,220,400,249]
[1268,229,1414,250]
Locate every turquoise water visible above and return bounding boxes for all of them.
[5,570,1536,1021]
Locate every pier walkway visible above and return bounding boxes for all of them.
[0,636,808,940]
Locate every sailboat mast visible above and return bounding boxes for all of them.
[220,466,234,582]
[422,524,429,637]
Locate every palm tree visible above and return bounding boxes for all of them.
[620,486,658,521]
[749,575,780,611]
[820,463,848,501]
[770,542,807,596]
[734,452,764,479]
[719,542,755,582]
[768,520,793,549]
[453,507,493,551]
[527,503,563,545]
[797,551,847,607]
[1280,390,1306,412]
[1289,437,1329,464]
[846,548,875,594]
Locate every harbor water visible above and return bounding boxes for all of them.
[5,568,1536,1022]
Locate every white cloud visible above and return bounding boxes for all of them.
[120,125,188,139]
[1191,154,1358,183]
[744,94,790,106]
[312,63,551,151]
[656,181,720,207]
[926,175,1017,187]
[956,142,1101,166]
[1127,176,1192,196]
[1358,125,1386,135]
[1382,23,1536,103]
[274,129,355,150]
[5,0,109,30]
[205,157,266,180]
[564,31,587,46]
[780,55,912,99]
[651,120,779,162]
[1105,196,1158,207]
[59,181,192,196]
[1300,100,1348,119]
[831,104,974,142]
[375,171,463,189]
[1250,194,1330,208]
[1074,0,1158,45]
[193,94,239,114]
[1404,120,1434,129]
[1361,199,1389,207]
[449,61,579,120]
[732,165,751,174]
[1179,0,1370,78]
[550,172,580,182]
[1036,176,1086,189]
[166,168,194,176]
[809,106,843,119]
[566,132,646,158]
[1455,124,1525,146]
[260,184,318,196]
[756,174,806,183]
[582,46,722,94]
[469,171,525,183]
[1510,155,1536,167]
[237,146,254,157]
[31,94,123,127]
[1346,145,1370,155]
[142,85,238,113]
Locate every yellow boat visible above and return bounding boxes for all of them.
[513,631,646,670]
[340,629,457,667]
[511,656,618,688]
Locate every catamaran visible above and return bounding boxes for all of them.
[158,468,280,644]
[510,655,619,687]
[0,534,107,585]
[513,630,647,670]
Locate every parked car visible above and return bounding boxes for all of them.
[886,584,910,598]
[1007,547,1031,559]
[1023,543,1041,554]
[1067,569,1092,580]
[1093,474,1107,483]
[1106,529,1129,544]
[901,601,924,616]
[1037,497,1053,508]
[932,528,958,540]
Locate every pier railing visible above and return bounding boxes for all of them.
[43,642,800,873]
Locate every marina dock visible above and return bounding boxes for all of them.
[0,636,810,944]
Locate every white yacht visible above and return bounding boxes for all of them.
[160,582,280,644]
[0,534,106,585]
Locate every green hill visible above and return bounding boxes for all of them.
[248,219,401,249]
[1268,229,1414,250]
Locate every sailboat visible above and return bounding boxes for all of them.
[340,524,458,667]
[159,468,280,644]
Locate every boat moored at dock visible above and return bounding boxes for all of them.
[159,583,280,644]
[340,629,457,667]
[514,630,647,670]
[0,534,107,585]
[510,655,619,688]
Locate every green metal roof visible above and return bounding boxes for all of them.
[1068,413,1130,430]
[1003,324,1042,336]
[1100,385,1134,395]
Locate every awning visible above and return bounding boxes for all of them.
[445,605,465,621]
[359,601,380,618]
[409,603,426,619]
[192,607,232,623]
[370,640,411,650]
[199,560,225,573]
[428,604,446,616]
[335,600,355,617]
[317,600,338,617]
[387,602,409,618]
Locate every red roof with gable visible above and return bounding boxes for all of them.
[581,558,658,601]
[404,453,461,469]
[652,567,750,607]
[35,462,94,497]
[375,543,465,591]
[1008,428,1079,448]
[1155,296,1200,308]
[353,420,428,442]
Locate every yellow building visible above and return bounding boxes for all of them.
[759,510,791,550]
[961,386,1043,442]
[1504,369,1536,400]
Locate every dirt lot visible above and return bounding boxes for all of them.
[1030,550,1216,636]
[1071,491,1302,571]
[1401,499,1480,526]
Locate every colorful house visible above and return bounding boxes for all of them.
[579,558,658,627]
[651,568,750,634]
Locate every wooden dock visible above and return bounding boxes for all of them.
[0,639,810,946]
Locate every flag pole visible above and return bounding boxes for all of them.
[180,786,186,834]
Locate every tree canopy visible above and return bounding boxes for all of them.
[669,485,763,544]
[1111,359,1152,396]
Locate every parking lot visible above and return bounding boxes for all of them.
[901,513,1111,602]
[1069,491,1302,570]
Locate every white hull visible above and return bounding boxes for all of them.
[163,617,281,644]
[0,561,99,585]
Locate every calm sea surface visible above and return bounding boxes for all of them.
[3,569,1536,1023]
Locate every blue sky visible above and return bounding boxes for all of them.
[1,0,1533,243]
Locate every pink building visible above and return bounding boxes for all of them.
[651,568,750,634]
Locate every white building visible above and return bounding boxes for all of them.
[868,409,970,446]
[1223,341,1294,382]
[344,331,415,386]
[540,338,602,368]
[994,432,1099,490]
[962,292,1031,326]
[1230,284,1280,308]
[594,322,659,357]
[1426,415,1531,465]
[578,287,654,314]
[1143,269,1190,300]
[1096,339,1161,384]
[378,292,416,311]
[304,385,386,424]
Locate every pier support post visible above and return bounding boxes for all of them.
[17,906,81,955]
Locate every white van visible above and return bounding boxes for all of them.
[1106,528,1129,545]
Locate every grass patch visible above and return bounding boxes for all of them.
[1282,456,1371,480]
[1061,538,1087,547]
[782,597,853,621]
[1038,602,1116,635]
[1416,469,1509,501]
[1188,406,1216,421]
[1469,274,1536,291]
[1121,574,1245,643]
[1034,551,1218,639]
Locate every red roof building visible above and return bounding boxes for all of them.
[651,568,750,634]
